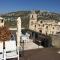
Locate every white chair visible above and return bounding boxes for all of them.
[5,40,19,60]
[0,42,3,60]
[21,35,30,43]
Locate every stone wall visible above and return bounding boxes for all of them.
[51,35,60,48]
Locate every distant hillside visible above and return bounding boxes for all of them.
[2,10,60,20]
[1,10,60,28]
[2,11,31,28]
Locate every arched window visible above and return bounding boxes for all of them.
[38,24,40,26]
[1,20,3,23]
[53,27,54,29]
[32,15,33,18]
[35,25,36,27]
[39,30,42,33]
[40,21,43,23]
[46,26,48,29]
[43,24,44,27]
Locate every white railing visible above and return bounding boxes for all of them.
[0,40,19,60]
[9,28,25,30]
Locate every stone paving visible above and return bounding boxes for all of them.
[7,48,60,60]
[22,39,44,50]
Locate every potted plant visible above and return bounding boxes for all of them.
[0,26,11,53]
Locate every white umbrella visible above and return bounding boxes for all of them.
[16,17,21,60]
[17,17,21,47]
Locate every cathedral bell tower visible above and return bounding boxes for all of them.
[29,11,37,31]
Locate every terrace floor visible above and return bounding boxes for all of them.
[7,48,60,60]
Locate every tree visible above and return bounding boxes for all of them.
[0,26,12,49]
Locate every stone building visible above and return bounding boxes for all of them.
[29,11,60,35]
[0,17,4,27]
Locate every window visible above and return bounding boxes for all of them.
[40,21,43,23]
[1,20,3,23]
[38,24,40,26]
[32,15,33,18]
[43,24,44,27]
[46,32,47,35]
[35,25,36,27]
[53,27,54,29]
[46,26,48,29]
[39,30,42,33]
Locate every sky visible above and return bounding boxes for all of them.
[0,0,60,14]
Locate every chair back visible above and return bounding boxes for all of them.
[0,42,3,52]
[5,40,16,51]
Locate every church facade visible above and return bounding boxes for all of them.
[29,11,60,35]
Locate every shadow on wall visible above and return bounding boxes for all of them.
[52,35,60,48]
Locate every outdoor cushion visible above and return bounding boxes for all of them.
[6,51,18,59]
[0,42,3,59]
[5,40,19,59]
[0,42,3,52]
[5,40,16,51]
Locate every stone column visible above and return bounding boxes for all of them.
[17,17,21,60]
